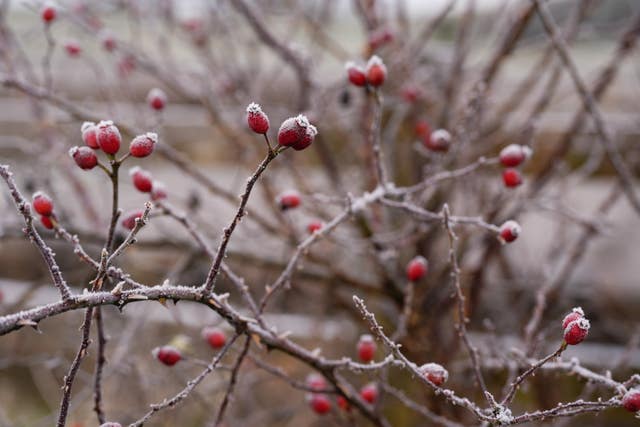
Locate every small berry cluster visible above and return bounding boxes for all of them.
[152,328,228,367]
[346,55,387,88]
[32,192,56,230]
[305,374,379,416]
[246,102,317,152]
[499,144,532,188]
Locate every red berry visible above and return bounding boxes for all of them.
[40,215,54,230]
[202,327,227,349]
[414,120,431,138]
[357,334,376,363]
[499,220,521,243]
[425,129,451,152]
[129,132,157,158]
[502,168,522,188]
[292,124,317,151]
[96,120,121,155]
[563,313,590,345]
[277,190,301,210]
[277,115,316,150]
[346,62,367,87]
[365,55,387,87]
[562,307,585,330]
[622,388,640,412]
[499,144,532,168]
[151,181,168,201]
[147,88,167,111]
[32,192,54,216]
[246,102,270,134]
[121,210,143,231]
[64,41,81,57]
[309,394,331,415]
[81,122,99,149]
[419,363,449,386]
[69,146,98,170]
[305,373,326,392]
[41,4,56,23]
[368,28,394,51]
[100,31,116,52]
[359,383,378,404]
[307,220,323,234]
[129,167,153,193]
[406,256,428,282]
[152,345,181,366]
[336,396,350,411]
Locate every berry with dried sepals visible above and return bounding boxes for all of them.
[357,334,376,363]
[307,220,323,234]
[277,190,301,210]
[32,192,54,216]
[41,3,56,23]
[40,215,54,230]
[425,129,451,152]
[499,220,521,243]
[129,167,153,193]
[346,62,366,87]
[622,388,640,412]
[406,256,428,282]
[96,120,121,155]
[562,307,585,329]
[147,88,167,111]
[152,345,181,366]
[499,144,532,168]
[419,363,449,386]
[129,132,157,158]
[202,327,226,349]
[121,210,143,231]
[305,373,326,392]
[277,115,316,150]
[69,146,98,170]
[360,383,378,404]
[563,314,590,345]
[365,55,387,87]
[151,181,167,201]
[81,122,99,149]
[502,168,522,188]
[309,394,331,415]
[246,103,270,134]
[64,41,81,57]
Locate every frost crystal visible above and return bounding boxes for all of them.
[246,102,262,114]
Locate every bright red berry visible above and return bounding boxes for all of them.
[346,62,367,87]
[309,394,331,415]
[425,129,451,152]
[147,88,167,111]
[307,220,323,234]
[406,256,428,282]
[40,215,54,230]
[499,144,532,168]
[562,307,585,330]
[414,120,431,138]
[69,146,98,170]
[563,312,590,345]
[419,363,449,386]
[502,168,522,188]
[202,327,227,349]
[121,210,143,231]
[152,345,182,366]
[129,132,157,158]
[32,192,54,216]
[277,190,301,210]
[359,383,378,404]
[622,388,640,412]
[337,396,350,411]
[81,122,99,149]
[499,220,521,243]
[129,167,153,193]
[64,41,81,57]
[41,3,56,23]
[246,102,270,134]
[365,55,387,87]
[151,181,168,201]
[96,120,121,155]
[357,334,376,363]
[277,115,316,150]
[305,373,327,392]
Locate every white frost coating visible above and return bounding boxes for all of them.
[564,317,590,335]
[32,190,46,199]
[419,363,449,381]
[129,166,142,176]
[306,124,318,137]
[431,129,452,142]
[494,405,514,425]
[351,186,385,212]
[68,146,79,157]
[571,307,585,316]
[81,121,95,133]
[97,120,114,127]
[522,145,533,159]
[367,55,386,70]
[500,144,522,158]
[359,334,374,343]
[246,102,263,114]
[294,114,310,128]
[145,132,158,143]
[500,220,521,237]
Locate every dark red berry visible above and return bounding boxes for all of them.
[277,115,316,150]
[152,345,181,366]
[129,133,157,158]
[40,215,54,230]
[202,327,227,349]
[365,55,387,87]
[346,62,367,87]
[246,103,270,134]
[147,88,167,111]
[32,192,54,216]
[277,190,301,210]
[499,220,521,243]
[360,383,378,404]
[622,388,640,412]
[309,394,331,415]
[121,210,143,231]
[129,167,153,193]
[419,363,449,386]
[425,129,451,152]
[563,313,590,345]
[499,144,532,168]
[41,4,56,23]
[406,256,428,282]
[307,221,323,234]
[502,168,522,188]
[81,122,99,149]
[357,334,376,363]
[96,120,121,155]
[69,146,98,170]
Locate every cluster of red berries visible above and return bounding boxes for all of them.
[152,328,227,366]
[32,192,56,230]
[499,144,532,188]
[246,102,317,152]
[273,190,323,234]
[561,307,590,345]
[346,55,387,88]
[305,374,379,416]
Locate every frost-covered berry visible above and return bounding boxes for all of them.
[147,88,167,111]
[622,388,640,412]
[277,115,316,150]
[425,129,451,152]
[365,55,387,87]
[81,122,99,149]
[64,41,81,57]
[499,144,532,168]
[277,190,301,210]
[69,146,98,170]
[40,215,54,230]
[202,327,226,349]
[502,168,522,188]
[246,103,270,134]
[309,394,331,415]
[419,363,449,386]
[129,132,157,158]
[360,383,378,404]
[562,307,585,330]
[357,334,376,363]
[406,256,428,282]
[96,120,121,155]
[293,124,317,151]
[32,192,54,216]
[41,3,56,23]
[499,220,521,243]
[151,181,168,201]
[563,315,590,345]
[306,373,326,392]
[121,210,143,231]
[307,220,323,234]
[346,62,367,87]
[152,345,182,366]
[129,167,153,193]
